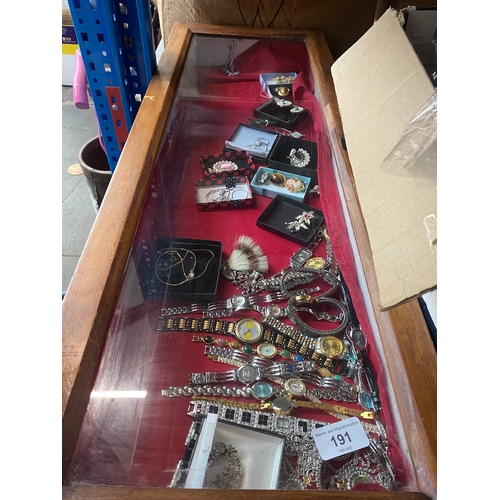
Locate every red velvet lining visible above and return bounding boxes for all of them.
[67,39,414,491]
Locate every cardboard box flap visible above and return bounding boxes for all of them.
[331,8,436,310]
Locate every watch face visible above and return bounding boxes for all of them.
[252,381,273,400]
[257,342,277,359]
[266,304,283,318]
[317,336,344,358]
[235,318,263,344]
[304,256,327,270]
[272,396,294,413]
[349,328,367,350]
[231,294,247,308]
[236,365,259,384]
[284,378,307,397]
[290,248,312,266]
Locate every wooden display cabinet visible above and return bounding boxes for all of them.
[62,22,436,500]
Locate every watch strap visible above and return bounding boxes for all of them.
[189,369,238,384]
[204,345,275,368]
[155,316,236,335]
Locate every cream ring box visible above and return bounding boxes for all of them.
[176,413,284,489]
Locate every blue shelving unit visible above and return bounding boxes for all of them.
[67,0,157,171]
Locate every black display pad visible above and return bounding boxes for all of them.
[256,194,325,246]
[144,237,222,302]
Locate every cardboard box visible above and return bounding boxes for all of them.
[331,8,437,309]
[62,25,78,86]
[156,0,378,61]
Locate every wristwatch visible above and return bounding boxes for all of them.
[161,380,275,401]
[192,395,374,420]
[155,316,265,344]
[261,315,346,360]
[189,358,316,386]
[203,345,278,369]
[285,295,349,337]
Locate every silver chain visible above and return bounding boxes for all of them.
[223,40,240,76]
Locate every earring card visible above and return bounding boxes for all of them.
[256,194,325,246]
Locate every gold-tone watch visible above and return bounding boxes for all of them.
[192,395,374,420]
[304,256,328,270]
[155,316,264,344]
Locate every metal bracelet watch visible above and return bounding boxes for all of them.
[189,358,316,385]
[279,267,340,299]
[285,295,349,337]
[271,376,360,407]
[203,345,278,369]
[296,372,359,404]
[258,322,345,371]
[161,380,275,401]
[261,315,346,359]
[155,316,265,344]
[202,292,288,318]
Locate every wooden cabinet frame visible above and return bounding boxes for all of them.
[62,23,436,500]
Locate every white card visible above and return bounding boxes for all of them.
[312,417,370,460]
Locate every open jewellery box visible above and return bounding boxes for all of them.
[170,413,284,489]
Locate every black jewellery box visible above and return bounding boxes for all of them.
[200,150,257,181]
[144,237,222,302]
[256,194,325,246]
[253,98,308,130]
[268,135,318,185]
[225,124,279,163]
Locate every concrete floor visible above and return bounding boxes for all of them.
[62,86,98,292]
